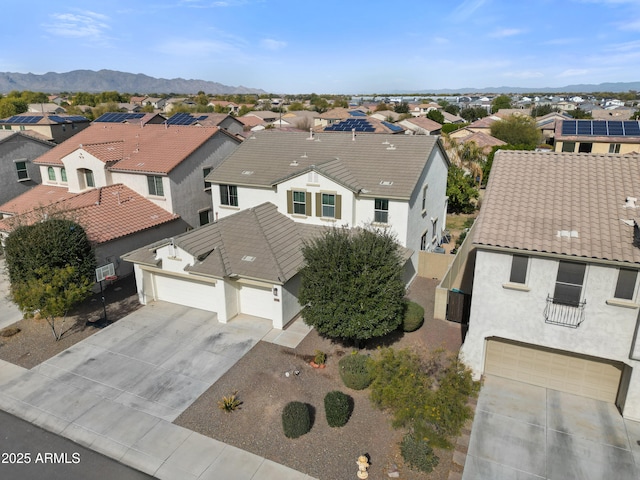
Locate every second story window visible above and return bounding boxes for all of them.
[85,169,95,188]
[220,184,238,206]
[321,193,335,218]
[61,167,67,183]
[509,255,529,284]
[147,175,164,196]
[293,191,307,215]
[203,167,212,190]
[614,268,638,301]
[609,143,621,154]
[374,198,389,223]
[421,185,428,212]
[48,166,56,181]
[553,261,586,306]
[15,161,29,180]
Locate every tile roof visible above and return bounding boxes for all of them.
[458,131,506,152]
[209,130,443,199]
[33,123,229,174]
[473,150,640,265]
[0,185,76,215]
[402,117,442,131]
[0,184,179,244]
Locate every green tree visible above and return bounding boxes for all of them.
[299,227,406,346]
[632,110,640,120]
[394,102,409,114]
[91,102,121,119]
[0,98,28,118]
[530,104,558,117]
[490,114,542,148]
[238,105,253,116]
[375,103,390,112]
[287,101,305,111]
[311,97,329,113]
[12,266,93,340]
[446,165,478,214]
[444,104,460,115]
[459,107,488,122]
[567,107,592,119]
[426,109,445,124]
[491,94,512,113]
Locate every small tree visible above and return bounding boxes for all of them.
[299,227,406,346]
[491,94,512,113]
[12,266,93,340]
[490,114,542,148]
[426,109,445,124]
[446,165,479,214]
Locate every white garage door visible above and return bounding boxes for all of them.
[238,285,273,318]
[485,338,623,403]
[152,273,217,312]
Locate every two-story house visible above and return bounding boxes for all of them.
[554,119,640,154]
[33,122,242,228]
[0,113,90,143]
[208,130,450,277]
[460,150,640,421]
[0,131,54,205]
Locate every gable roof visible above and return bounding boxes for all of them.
[458,131,506,151]
[33,123,236,174]
[0,184,179,244]
[0,185,76,216]
[401,116,442,132]
[473,150,640,265]
[209,130,445,199]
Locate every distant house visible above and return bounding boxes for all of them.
[28,103,66,114]
[0,113,90,144]
[399,117,442,136]
[460,150,640,421]
[207,130,450,276]
[32,123,243,228]
[554,119,640,154]
[0,131,54,206]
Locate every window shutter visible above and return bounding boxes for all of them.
[305,192,312,216]
[315,192,321,217]
[286,190,293,214]
[335,194,342,220]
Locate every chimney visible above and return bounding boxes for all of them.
[352,128,356,141]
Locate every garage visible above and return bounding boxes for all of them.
[238,284,273,319]
[151,272,218,312]
[485,338,623,403]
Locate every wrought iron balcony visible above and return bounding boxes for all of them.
[543,295,586,328]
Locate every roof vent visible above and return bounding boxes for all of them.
[241,170,254,175]
[379,180,394,186]
[386,144,396,150]
[290,160,299,166]
[624,197,638,209]
[557,230,579,238]
[241,255,256,262]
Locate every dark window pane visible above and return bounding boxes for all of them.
[509,255,528,284]
[553,283,582,306]
[615,269,637,300]
[556,262,585,285]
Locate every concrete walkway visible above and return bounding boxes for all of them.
[463,375,640,480]
[0,302,315,480]
[0,258,23,330]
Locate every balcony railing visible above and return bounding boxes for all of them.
[543,295,586,328]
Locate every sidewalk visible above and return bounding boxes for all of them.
[0,306,316,480]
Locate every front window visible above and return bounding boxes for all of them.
[614,268,638,301]
[85,170,95,188]
[16,161,28,180]
[220,184,238,206]
[609,143,621,154]
[147,175,164,196]
[561,141,575,153]
[578,142,592,153]
[48,166,56,181]
[374,198,389,223]
[322,193,335,218]
[199,209,212,226]
[509,255,528,284]
[203,167,212,190]
[61,167,67,182]
[553,261,586,306]
[293,191,307,215]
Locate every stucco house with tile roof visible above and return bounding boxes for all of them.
[0,113,90,144]
[0,131,54,206]
[33,122,242,228]
[554,119,640,154]
[207,130,450,277]
[399,117,442,135]
[459,150,640,421]
[0,184,187,278]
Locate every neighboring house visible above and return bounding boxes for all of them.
[143,97,167,110]
[466,115,501,135]
[207,130,450,277]
[536,112,572,143]
[370,110,402,122]
[162,112,245,137]
[28,103,66,114]
[399,117,442,136]
[93,112,167,125]
[451,131,506,154]
[0,131,54,206]
[0,184,187,278]
[554,119,640,154]
[459,150,640,421]
[32,123,243,228]
[207,100,240,115]
[591,107,635,121]
[123,202,320,328]
[410,103,440,116]
[441,111,466,124]
[0,113,90,143]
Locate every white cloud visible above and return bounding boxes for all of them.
[489,28,525,38]
[557,69,589,78]
[451,0,488,20]
[260,38,287,51]
[46,11,110,39]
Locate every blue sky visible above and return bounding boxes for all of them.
[2,0,640,93]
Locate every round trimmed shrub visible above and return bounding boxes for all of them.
[338,353,372,390]
[400,433,439,473]
[282,401,311,438]
[324,391,352,427]
[403,301,424,332]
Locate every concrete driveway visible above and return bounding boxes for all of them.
[463,375,640,480]
[0,301,315,479]
[0,258,23,330]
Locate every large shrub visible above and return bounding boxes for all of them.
[400,433,439,473]
[339,353,372,390]
[403,301,424,332]
[324,391,352,427]
[282,401,311,439]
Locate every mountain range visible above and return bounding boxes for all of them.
[0,70,265,95]
[0,69,638,96]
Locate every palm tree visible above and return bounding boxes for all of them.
[441,133,486,186]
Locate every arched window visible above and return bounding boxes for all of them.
[61,167,67,182]
[47,166,56,181]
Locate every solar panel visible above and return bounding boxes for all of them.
[623,121,640,136]
[48,115,68,123]
[592,122,608,136]
[349,110,366,117]
[608,121,623,136]
[561,120,577,136]
[94,112,143,123]
[576,121,592,135]
[382,121,403,132]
